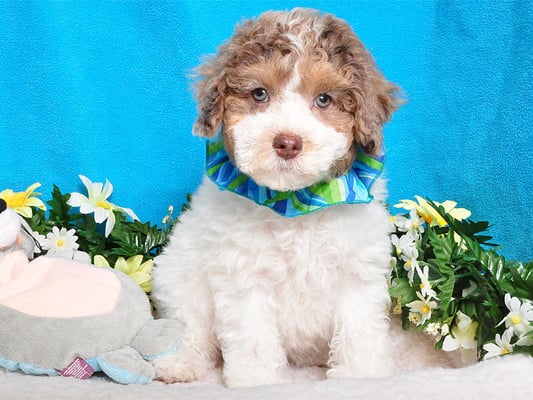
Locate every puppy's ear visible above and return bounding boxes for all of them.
[192,56,225,137]
[320,15,403,155]
[353,71,401,155]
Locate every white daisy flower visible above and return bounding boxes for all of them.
[42,226,79,258]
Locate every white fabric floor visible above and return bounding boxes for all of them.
[2,355,532,400]
[2,321,532,400]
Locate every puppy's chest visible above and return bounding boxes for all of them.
[268,240,340,361]
[261,221,347,331]
[274,264,338,336]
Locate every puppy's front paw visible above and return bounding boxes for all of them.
[154,357,201,383]
[153,344,210,384]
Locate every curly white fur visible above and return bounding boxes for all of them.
[153,178,393,387]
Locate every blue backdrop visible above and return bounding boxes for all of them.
[1,1,531,261]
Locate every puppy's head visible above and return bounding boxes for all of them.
[193,8,401,191]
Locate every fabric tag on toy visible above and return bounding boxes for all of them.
[57,357,94,379]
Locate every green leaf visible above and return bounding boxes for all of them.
[437,272,455,311]
[458,301,477,320]
[428,228,455,267]
[24,208,48,234]
[482,250,506,282]
[453,220,494,245]
[401,307,412,330]
[506,262,533,300]
[109,216,172,258]
[46,185,73,228]
[389,278,416,303]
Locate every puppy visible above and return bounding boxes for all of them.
[152,8,401,388]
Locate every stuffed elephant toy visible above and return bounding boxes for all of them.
[0,199,183,384]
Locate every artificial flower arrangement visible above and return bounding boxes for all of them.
[389,197,533,360]
[1,177,532,361]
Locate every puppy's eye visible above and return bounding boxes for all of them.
[252,88,269,103]
[314,93,332,109]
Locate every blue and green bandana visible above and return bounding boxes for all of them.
[206,139,384,218]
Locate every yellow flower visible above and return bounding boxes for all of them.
[394,196,471,227]
[94,254,153,293]
[0,182,46,218]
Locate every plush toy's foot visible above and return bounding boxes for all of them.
[98,346,154,385]
[131,319,183,361]
[153,342,212,384]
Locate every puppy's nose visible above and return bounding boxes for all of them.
[273,133,303,160]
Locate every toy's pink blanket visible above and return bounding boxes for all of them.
[0,251,120,318]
